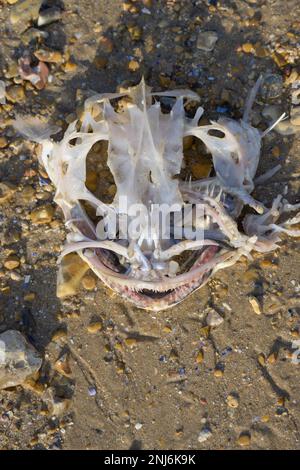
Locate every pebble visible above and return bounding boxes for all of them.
[241,43,254,54]
[51,329,67,342]
[88,386,97,397]
[81,275,96,290]
[9,0,43,33]
[257,353,266,366]
[195,350,204,364]
[5,85,25,103]
[56,253,89,298]
[267,352,278,364]
[226,394,239,408]
[284,69,299,86]
[29,205,54,224]
[87,322,102,334]
[23,377,44,395]
[24,292,35,301]
[0,136,8,148]
[34,49,63,64]
[237,433,251,447]
[214,368,224,378]
[4,255,20,270]
[125,338,137,347]
[37,6,62,27]
[197,31,218,52]
[248,295,262,315]
[54,353,72,377]
[260,74,283,101]
[206,310,224,327]
[128,25,142,41]
[135,423,143,430]
[0,330,42,389]
[198,427,212,443]
[128,60,140,72]
[62,61,78,73]
[0,182,16,204]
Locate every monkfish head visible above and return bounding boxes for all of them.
[14,78,300,310]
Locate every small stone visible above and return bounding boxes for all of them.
[81,275,96,290]
[267,352,278,364]
[284,69,298,86]
[5,85,25,103]
[123,2,132,12]
[163,325,172,333]
[22,185,36,202]
[0,330,42,389]
[277,397,285,407]
[276,120,300,136]
[37,6,62,27]
[214,368,224,378]
[88,386,97,397]
[24,292,36,302]
[198,427,212,443]
[196,350,204,364]
[272,52,287,68]
[260,74,283,101]
[128,60,140,72]
[56,253,89,298]
[237,433,251,447]
[226,394,239,408]
[87,322,102,334]
[62,61,77,73]
[51,329,67,343]
[4,255,20,270]
[125,338,137,347]
[54,353,72,377]
[241,43,254,54]
[248,295,262,315]
[23,377,44,395]
[197,31,218,52]
[257,353,266,366]
[128,25,142,41]
[34,49,63,64]
[290,106,300,126]
[29,205,54,224]
[135,423,143,430]
[10,0,43,33]
[206,310,224,327]
[0,137,8,148]
[0,182,17,204]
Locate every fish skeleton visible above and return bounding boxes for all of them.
[14,78,300,311]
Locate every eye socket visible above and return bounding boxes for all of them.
[207,129,226,138]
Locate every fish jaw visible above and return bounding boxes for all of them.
[80,245,222,311]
